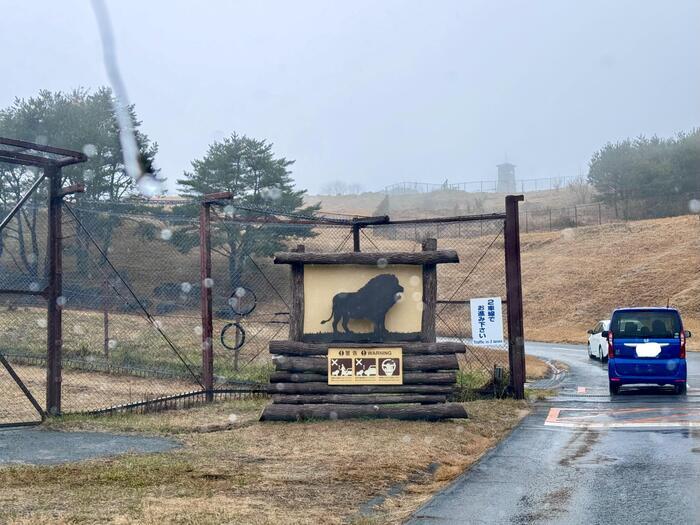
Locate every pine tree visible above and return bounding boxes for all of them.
[176,133,319,289]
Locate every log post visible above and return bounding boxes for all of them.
[289,244,305,341]
[504,195,526,399]
[421,238,437,342]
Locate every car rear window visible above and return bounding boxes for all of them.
[610,310,681,339]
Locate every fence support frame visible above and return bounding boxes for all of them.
[46,164,63,414]
[504,195,526,399]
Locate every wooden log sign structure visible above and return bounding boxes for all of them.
[260,238,469,421]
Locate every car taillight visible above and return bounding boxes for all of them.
[607,331,614,358]
[680,329,686,359]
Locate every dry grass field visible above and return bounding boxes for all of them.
[520,214,700,349]
[0,364,198,423]
[0,397,529,524]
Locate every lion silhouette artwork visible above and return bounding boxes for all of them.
[320,274,404,341]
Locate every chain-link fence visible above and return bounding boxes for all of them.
[521,192,700,233]
[0,199,514,424]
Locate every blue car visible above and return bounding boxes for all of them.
[604,307,691,395]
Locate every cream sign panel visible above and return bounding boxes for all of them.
[303,264,422,342]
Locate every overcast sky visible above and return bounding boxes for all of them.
[2,0,699,194]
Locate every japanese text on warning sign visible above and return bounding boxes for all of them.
[328,347,403,385]
[470,297,504,346]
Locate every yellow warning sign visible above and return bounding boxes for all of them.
[327,347,403,385]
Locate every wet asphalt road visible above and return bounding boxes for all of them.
[408,342,700,524]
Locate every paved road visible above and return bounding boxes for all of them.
[408,342,700,524]
[0,429,178,465]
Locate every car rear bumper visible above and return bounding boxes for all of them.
[608,358,687,384]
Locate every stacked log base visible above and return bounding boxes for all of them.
[260,341,468,422]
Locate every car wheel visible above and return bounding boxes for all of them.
[609,381,620,395]
[674,383,687,395]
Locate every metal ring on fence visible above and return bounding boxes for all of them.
[220,322,246,351]
[227,286,257,316]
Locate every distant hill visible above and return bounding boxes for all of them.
[304,186,591,219]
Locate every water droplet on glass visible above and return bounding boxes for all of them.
[83,169,95,182]
[275,383,285,391]
[203,278,214,288]
[35,135,48,145]
[36,318,47,328]
[329,410,338,420]
[194,325,203,335]
[409,275,420,286]
[401,435,412,444]
[82,144,98,157]
[56,296,67,307]
[228,414,238,423]
[108,339,118,349]
[29,282,40,292]
[224,205,235,215]
[160,228,173,241]
[261,186,282,201]
[135,175,162,197]
[181,282,192,293]
[377,257,388,269]
[689,199,700,213]
[412,291,421,302]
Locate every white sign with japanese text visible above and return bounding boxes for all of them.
[470,297,504,346]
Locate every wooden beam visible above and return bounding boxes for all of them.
[274,250,459,266]
[272,394,446,405]
[267,383,455,395]
[200,191,233,203]
[268,340,466,356]
[270,371,457,385]
[274,354,459,374]
[260,402,468,421]
[57,183,85,198]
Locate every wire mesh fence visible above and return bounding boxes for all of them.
[0,199,513,424]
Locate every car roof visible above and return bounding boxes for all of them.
[612,307,679,312]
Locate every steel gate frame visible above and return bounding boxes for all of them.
[0,137,87,423]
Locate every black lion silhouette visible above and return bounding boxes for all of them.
[320,274,404,341]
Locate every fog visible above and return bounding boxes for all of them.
[2,0,699,193]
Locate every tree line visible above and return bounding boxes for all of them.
[0,88,316,292]
[587,131,700,219]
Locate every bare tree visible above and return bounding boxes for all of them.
[568,174,592,205]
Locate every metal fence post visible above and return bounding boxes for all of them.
[46,164,62,415]
[199,202,214,401]
[199,191,233,402]
[504,195,526,399]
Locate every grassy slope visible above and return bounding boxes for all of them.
[520,215,700,349]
